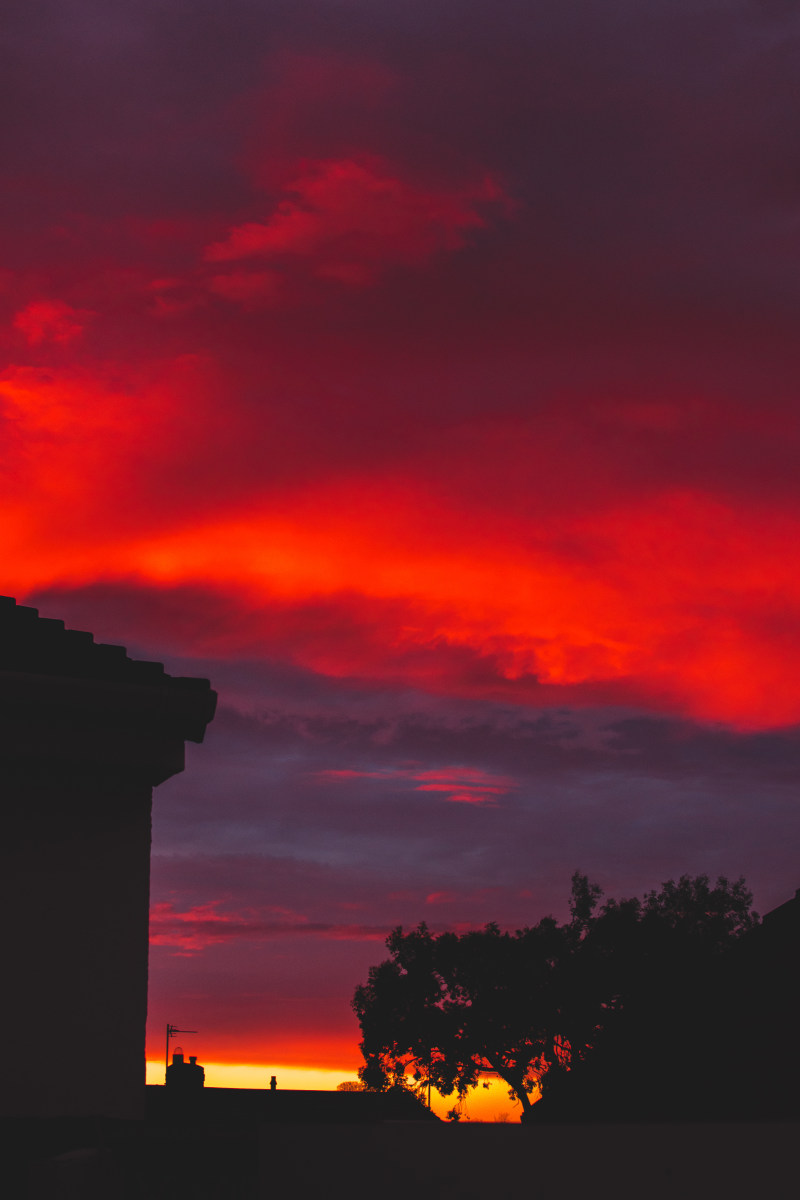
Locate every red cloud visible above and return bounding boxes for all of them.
[149,901,239,951]
[316,764,516,805]
[413,766,517,804]
[8,357,800,731]
[414,767,517,787]
[149,901,386,954]
[13,299,90,344]
[206,157,506,286]
[316,769,390,781]
[415,786,506,803]
[207,269,283,306]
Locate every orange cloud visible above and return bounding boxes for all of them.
[6,356,800,731]
[0,354,226,574]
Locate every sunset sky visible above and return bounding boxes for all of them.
[5,1,800,1108]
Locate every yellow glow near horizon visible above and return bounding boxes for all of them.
[427,1076,531,1123]
[146,1061,359,1091]
[145,1061,527,1121]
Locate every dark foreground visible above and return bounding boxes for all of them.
[3,1116,797,1200]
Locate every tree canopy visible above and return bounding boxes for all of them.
[352,873,757,1120]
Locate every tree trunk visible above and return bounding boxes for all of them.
[487,1059,534,1121]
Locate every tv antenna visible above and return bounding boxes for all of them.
[165,1023,198,1079]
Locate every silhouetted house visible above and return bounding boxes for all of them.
[166,1051,206,1091]
[733,885,800,1117]
[0,597,216,1120]
[760,885,800,938]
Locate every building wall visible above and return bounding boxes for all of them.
[1,771,153,1119]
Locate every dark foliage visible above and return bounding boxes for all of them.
[353,873,761,1120]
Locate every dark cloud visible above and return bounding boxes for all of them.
[138,652,800,925]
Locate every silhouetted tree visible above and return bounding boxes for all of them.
[353,873,758,1121]
[353,873,602,1118]
[538,873,759,1119]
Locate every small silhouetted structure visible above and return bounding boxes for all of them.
[166,1050,205,1091]
[270,1075,277,1091]
[0,596,216,1120]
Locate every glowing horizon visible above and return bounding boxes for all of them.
[144,1060,523,1122]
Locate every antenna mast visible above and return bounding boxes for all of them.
[165,1023,198,1080]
